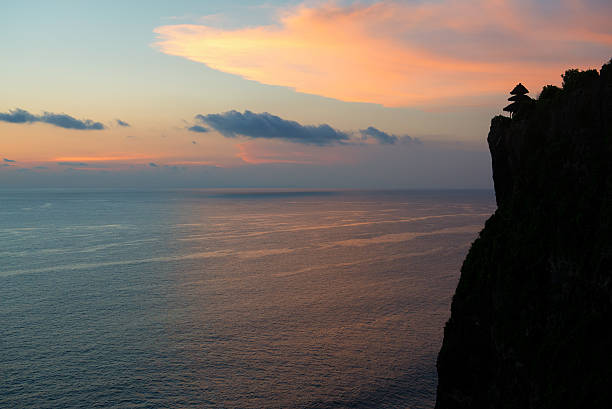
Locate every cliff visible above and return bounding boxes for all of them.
[435,59,612,409]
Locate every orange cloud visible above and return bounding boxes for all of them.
[53,155,152,162]
[168,160,219,167]
[154,0,612,107]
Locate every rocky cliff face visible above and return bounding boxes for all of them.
[435,60,612,409]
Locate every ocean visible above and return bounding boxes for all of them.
[0,189,495,408]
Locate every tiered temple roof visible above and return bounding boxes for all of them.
[503,83,532,116]
[510,83,529,95]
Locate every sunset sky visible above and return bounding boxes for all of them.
[2,0,611,188]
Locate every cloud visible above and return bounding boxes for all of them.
[196,110,350,146]
[54,155,150,163]
[0,108,105,130]
[195,110,418,147]
[359,127,420,145]
[154,0,612,107]
[41,113,105,130]
[360,127,398,145]
[0,108,37,123]
[149,162,159,167]
[116,119,130,127]
[163,165,182,171]
[187,125,209,133]
[58,162,89,167]
[3,158,16,162]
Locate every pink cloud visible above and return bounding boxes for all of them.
[154,0,611,107]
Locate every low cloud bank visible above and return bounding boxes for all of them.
[0,108,105,130]
[193,110,416,146]
[359,126,420,145]
[57,162,89,167]
[196,110,350,146]
[187,125,209,133]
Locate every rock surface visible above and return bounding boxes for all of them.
[435,59,612,409]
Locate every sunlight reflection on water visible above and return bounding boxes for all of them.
[0,189,495,408]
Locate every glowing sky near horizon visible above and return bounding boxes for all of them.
[1,0,611,188]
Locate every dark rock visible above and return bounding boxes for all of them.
[435,58,612,409]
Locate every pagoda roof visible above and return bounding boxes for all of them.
[508,94,532,102]
[510,83,529,95]
[503,102,520,112]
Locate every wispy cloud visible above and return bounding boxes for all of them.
[360,127,398,145]
[187,125,209,133]
[58,162,89,167]
[149,162,159,167]
[196,110,350,146]
[154,0,612,107]
[359,127,420,145]
[0,108,105,130]
[116,119,130,127]
[54,155,150,162]
[3,158,16,163]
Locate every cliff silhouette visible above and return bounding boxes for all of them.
[436,58,612,409]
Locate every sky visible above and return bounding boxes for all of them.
[1,0,611,189]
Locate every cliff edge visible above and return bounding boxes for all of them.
[436,59,612,409]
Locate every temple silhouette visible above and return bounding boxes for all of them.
[503,83,532,118]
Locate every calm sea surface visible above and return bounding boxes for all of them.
[0,189,495,408]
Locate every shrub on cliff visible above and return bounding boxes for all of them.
[538,85,562,100]
[562,68,599,91]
